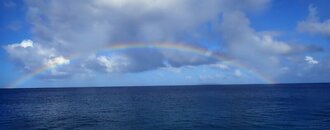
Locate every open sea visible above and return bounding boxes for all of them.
[0,84,330,129]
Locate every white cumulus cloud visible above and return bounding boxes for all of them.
[305,56,318,65]
[46,56,70,66]
[8,39,34,48]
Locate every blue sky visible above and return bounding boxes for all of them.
[1,0,330,88]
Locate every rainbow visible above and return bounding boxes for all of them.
[6,56,72,88]
[103,42,275,84]
[6,42,275,88]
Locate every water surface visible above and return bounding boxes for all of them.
[1,84,330,129]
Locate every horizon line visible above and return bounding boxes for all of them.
[1,82,330,89]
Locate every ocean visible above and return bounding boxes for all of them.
[0,84,330,129]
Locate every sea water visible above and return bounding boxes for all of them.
[0,84,330,129]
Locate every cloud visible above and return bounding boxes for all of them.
[45,56,70,77]
[8,39,34,48]
[96,55,130,73]
[220,11,292,55]
[6,0,330,85]
[275,55,330,83]
[219,11,292,77]
[234,69,242,77]
[162,61,182,73]
[4,39,73,78]
[6,0,274,80]
[297,5,330,38]
[210,63,229,70]
[47,56,70,66]
[26,0,226,53]
[160,49,216,67]
[4,39,56,71]
[305,56,319,65]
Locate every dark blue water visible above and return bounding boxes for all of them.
[1,84,330,129]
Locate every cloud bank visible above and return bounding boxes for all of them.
[4,0,330,84]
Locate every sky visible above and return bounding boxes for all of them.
[1,0,330,88]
